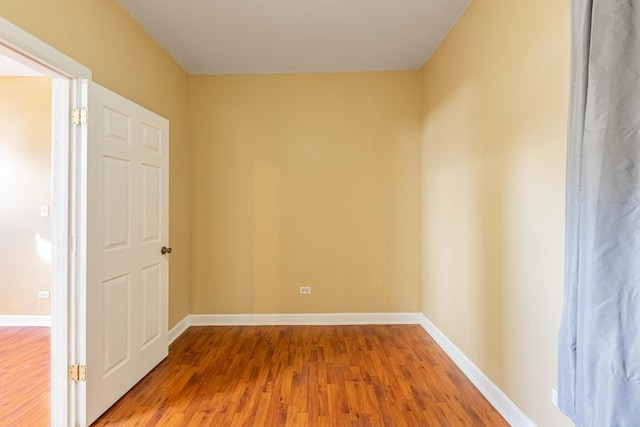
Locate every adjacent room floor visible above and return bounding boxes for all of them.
[0,326,50,426]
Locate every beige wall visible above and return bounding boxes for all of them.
[0,0,190,327]
[420,1,571,426]
[0,77,51,316]
[188,72,422,314]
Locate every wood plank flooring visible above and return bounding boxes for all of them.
[0,325,508,426]
[94,325,507,426]
[0,326,50,427]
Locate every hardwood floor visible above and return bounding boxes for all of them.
[0,326,50,427]
[0,325,508,426]
[94,325,507,426]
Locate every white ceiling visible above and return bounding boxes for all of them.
[116,0,470,74]
[0,54,43,76]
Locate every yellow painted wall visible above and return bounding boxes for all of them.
[420,1,571,425]
[0,77,51,316]
[0,0,190,327]
[188,72,422,314]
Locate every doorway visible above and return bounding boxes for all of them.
[0,17,171,426]
[0,17,91,426]
[0,60,53,425]
[0,16,172,426]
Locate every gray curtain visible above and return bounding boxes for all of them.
[559,0,640,425]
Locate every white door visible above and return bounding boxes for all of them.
[83,82,169,425]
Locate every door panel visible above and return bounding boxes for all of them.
[141,263,161,348]
[102,273,130,375]
[141,164,161,242]
[102,156,130,250]
[85,82,169,425]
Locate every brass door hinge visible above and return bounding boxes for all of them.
[72,107,87,125]
[69,365,86,382]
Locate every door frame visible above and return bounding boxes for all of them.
[0,17,91,427]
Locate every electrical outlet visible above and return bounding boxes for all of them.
[551,388,558,408]
[38,291,50,299]
[299,286,311,295]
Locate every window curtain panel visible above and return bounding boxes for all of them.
[559,0,640,425]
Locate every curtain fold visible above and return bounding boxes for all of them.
[560,0,640,425]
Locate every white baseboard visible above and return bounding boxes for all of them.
[418,314,534,427]
[189,312,423,326]
[0,315,52,327]
[168,315,191,345]
[168,312,422,343]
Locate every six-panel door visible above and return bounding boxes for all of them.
[85,82,169,425]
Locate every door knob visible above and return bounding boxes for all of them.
[161,246,172,255]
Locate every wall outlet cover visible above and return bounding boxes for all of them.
[299,286,311,295]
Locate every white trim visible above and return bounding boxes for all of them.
[168,316,190,345]
[168,312,423,343]
[0,17,91,79]
[0,315,52,327]
[418,314,535,427]
[189,312,423,326]
[51,76,73,427]
[73,77,89,427]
